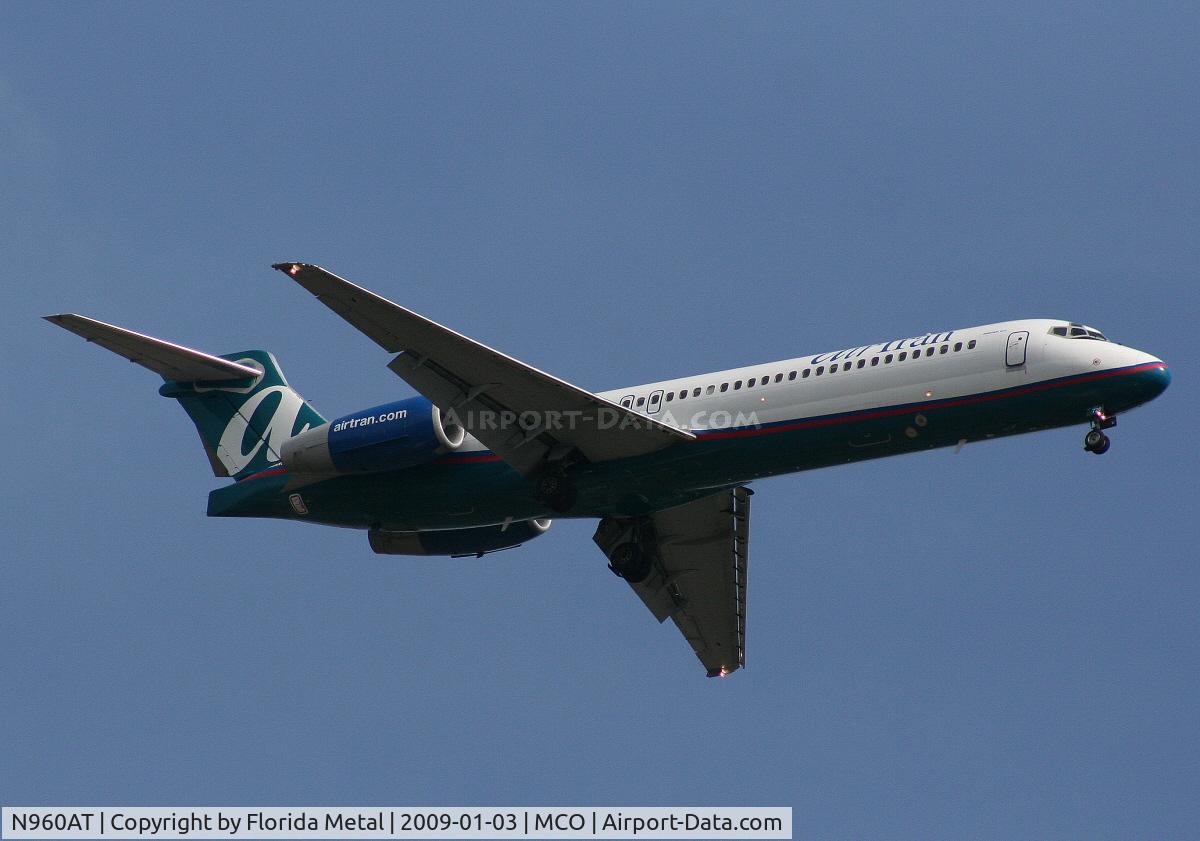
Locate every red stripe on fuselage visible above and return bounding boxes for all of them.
[236,464,288,482]
[435,452,504,464]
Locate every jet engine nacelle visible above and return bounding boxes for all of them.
[280,395,465,474]
[368,518,552,557]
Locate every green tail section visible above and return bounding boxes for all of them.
[158,350,326,479]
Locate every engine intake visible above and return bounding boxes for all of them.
[281,395,465,474]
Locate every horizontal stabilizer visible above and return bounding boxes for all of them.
[44,314,261,382]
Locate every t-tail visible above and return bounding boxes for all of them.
[44,314,324,480]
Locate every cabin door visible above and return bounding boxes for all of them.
[1006,331,1029,367]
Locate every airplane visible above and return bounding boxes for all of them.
[46,263,1171,677]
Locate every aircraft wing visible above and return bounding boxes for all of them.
[593,487,751,676]
[275,262,694,475]
[43,314,261,382]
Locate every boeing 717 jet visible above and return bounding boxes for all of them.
[47,263,1171,676]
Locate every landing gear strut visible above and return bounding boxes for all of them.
[1084,407,1116,455]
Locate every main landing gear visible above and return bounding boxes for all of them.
[534,469,577,513]
[1084,407,1116,455]
[608,542,652,584]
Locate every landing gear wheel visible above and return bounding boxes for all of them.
[608,542,652,584]
[1084,429,1110,454]
[534,472,577,513]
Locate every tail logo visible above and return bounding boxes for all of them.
[217,385,312,475]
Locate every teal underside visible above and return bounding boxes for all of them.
[207,365,1168,531]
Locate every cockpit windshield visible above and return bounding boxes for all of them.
[1049,323,1108,342]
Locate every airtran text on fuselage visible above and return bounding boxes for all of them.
[808,331,956,365]
[332,408,408,433]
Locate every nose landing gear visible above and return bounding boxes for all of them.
[1084,407,1116,455]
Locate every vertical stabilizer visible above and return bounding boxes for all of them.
[161,350,326,479]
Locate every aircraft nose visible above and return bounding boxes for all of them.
[1145,361,1171,399]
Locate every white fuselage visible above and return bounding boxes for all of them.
[449,319,1163,453]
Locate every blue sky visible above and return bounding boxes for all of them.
[2,3,1196,839]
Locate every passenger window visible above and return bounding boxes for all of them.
[678,390,687,400]
[871,357,879,366]
[843,362,852,371]
[885,354,893,363]
[816,366,824,375]
[857,359,866,368]
[775,373,783,383]
[720,383,728,392]
[954,342,962,351]
[620,396,634,408]
[898,351,907,361]
[706,385,715,395]
[828,364,836,374]
[734,380,742,390]
[747,379,755,388]
[968,340,977,349]
[636,397,645,407]
[666,392,674,402]
[940,345,948,354]
[693,388,701,397]
[926,347,934,357]
[788,371,797,381]
[802,369,810,378]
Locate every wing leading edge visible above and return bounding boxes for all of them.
[593,487,751,676]
[273,262,694,475]
[44,314,262,382]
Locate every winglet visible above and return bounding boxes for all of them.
[272,261,408,352]
[272,262,305,278]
